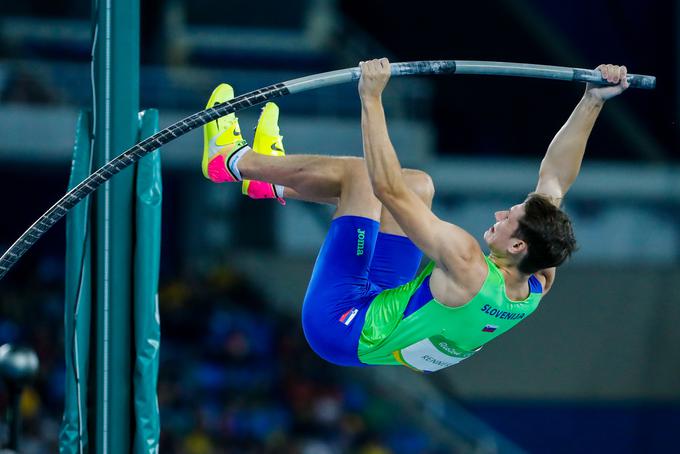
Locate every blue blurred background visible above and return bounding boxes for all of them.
[0,0,678,452]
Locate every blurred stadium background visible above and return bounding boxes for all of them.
[0,0,679,452]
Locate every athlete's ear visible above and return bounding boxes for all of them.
[509,239,526,255]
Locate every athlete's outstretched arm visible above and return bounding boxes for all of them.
[533,64,629,291]
[358,58,485,279]
[535,64,629,203]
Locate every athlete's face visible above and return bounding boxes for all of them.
[484,203,527,255]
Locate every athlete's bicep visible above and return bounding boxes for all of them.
[379,186,483,270]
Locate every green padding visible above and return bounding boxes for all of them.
[133,109,162,453]
[60,110,93,453]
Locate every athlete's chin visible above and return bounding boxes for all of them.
[483,229,492,243]
[484,233,491,249]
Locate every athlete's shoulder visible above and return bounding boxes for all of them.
[439,240,487,272]
[432,250,488,306]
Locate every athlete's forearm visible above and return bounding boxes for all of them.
[360,96,407,198]
[538,93,604,195]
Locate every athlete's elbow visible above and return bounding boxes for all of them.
[372,180,403,202]
[371,180,391,198]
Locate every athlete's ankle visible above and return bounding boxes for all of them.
[234,147,253,178]
[225,146,252,181]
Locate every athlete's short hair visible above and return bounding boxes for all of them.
[514,193,577,274]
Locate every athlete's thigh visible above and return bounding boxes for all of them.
[302,215,382,366]
[304,215,380,306]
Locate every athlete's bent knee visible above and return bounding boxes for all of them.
[403,169,435,203]
[340,158,371,187]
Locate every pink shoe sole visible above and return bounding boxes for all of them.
[244,180,285,205]
[207,155,238,183]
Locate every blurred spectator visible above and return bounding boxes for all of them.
[0,262,446,452]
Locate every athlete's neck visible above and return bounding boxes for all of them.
[488,253,532,299]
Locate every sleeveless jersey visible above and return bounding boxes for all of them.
[357,257,543,372]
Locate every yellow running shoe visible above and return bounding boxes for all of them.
[202,83,248,183]
[242,102,285,204]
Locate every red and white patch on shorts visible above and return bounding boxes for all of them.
[339,308,359,326]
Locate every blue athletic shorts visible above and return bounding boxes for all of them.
[301,215,423,366]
